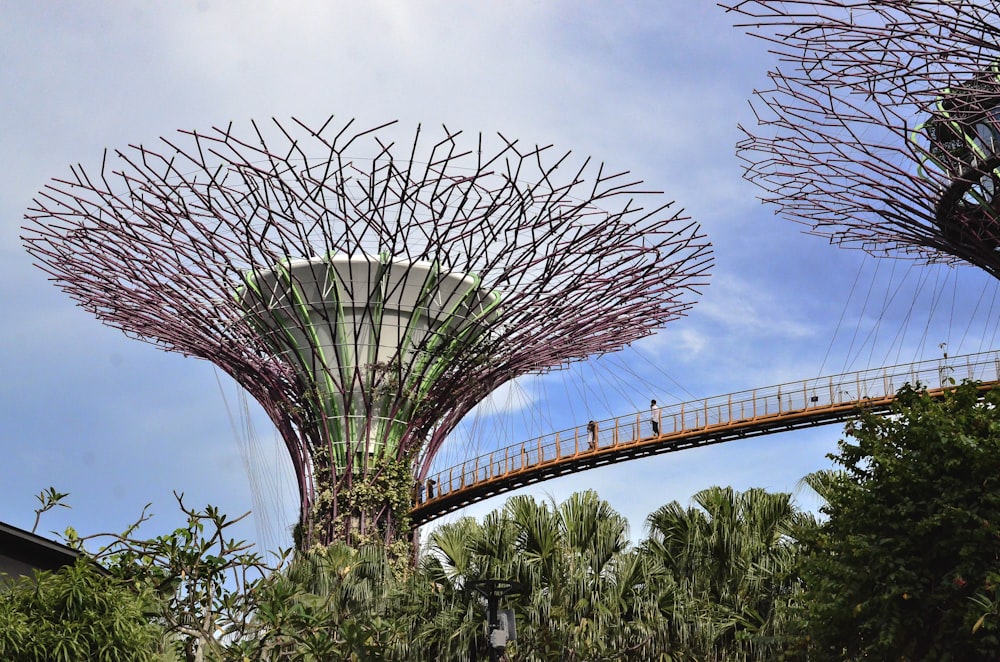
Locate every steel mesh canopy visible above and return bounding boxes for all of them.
[724,0,1000,279]
[23,116,712,546]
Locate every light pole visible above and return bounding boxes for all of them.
[468,579,522,662]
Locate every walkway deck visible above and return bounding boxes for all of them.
[410,349,1000,526]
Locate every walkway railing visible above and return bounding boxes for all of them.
[412,349,1000,523]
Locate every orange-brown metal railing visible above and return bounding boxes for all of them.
[411,349,1000,524]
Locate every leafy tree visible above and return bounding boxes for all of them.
[74,494,279,662]
[795,381,1000,660]
[0,558,162,662]
[9,489,402,662]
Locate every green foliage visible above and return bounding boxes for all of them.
[0,558,161,662]
[641,486,808,661]
[417,490,673,661]
[309,456,415,558]
[3,478,818,661]
[402,487,811,660]
[336,456,415,540]
[795,381,1000,660]
[235,543,400,661]
[81,494,278,662]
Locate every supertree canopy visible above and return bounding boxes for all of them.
[23,116,712,548]
[724,0,1000,279]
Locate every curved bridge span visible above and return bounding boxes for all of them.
[410,349,1000,526]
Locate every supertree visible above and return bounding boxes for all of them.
[22,116,711,549]
[723,0,1000,279]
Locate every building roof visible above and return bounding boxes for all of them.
[0,520,102,580]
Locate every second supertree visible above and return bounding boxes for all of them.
[725,0,1000,278]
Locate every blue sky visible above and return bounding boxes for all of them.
[3,1,999,552]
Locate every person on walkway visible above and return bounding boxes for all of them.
[650,400,660,436]
[587,420,598,450]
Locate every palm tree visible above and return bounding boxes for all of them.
[238,543,401,661]
[415,491,667,661]
[642,486,808,661]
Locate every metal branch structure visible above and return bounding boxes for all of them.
[724,0,1000,278]
[22,116,712,548]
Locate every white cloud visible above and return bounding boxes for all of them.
[697,273,817,339]
[470,375,539,417]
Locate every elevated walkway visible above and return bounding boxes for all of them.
[410,350,1000,526]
